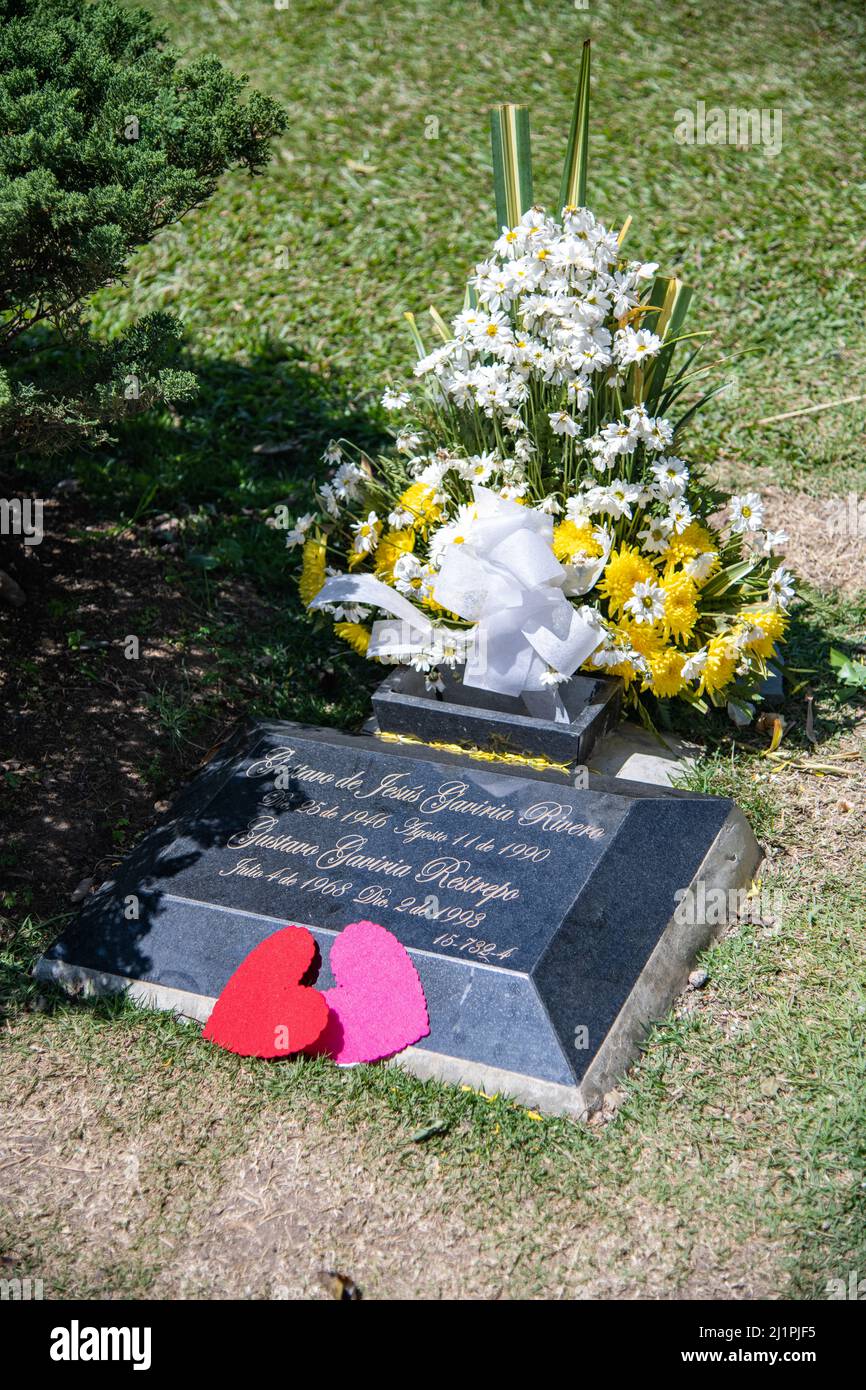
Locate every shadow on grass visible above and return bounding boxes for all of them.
[777,587,866,744]
[0,340,382,956]
[665,586,866,755]
[76,338,389,517]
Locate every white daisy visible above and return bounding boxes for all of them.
[566,379,593,412]
[686,550,718,582]
[538,494,563,515]
[651,456,689,497]
[285,512,314,549]
[427,506,478,565]
[744,527,789,556]
[767,565,795,609]
[393,552,431,598]
[668,500,694,534]
[637,515,673,553]
[625,579,667,624]
[549,409,579,437]
[317,483,340,519]
[396,428,423,456]
[459,452,499,484]
[681,648,708,682]
[351,511,379,555]
[599,417,641,455]
[493,224,523,259]
[597,480,643,521]
[614,326,662,367]
[332,460,365,501]
[729,492,765,534]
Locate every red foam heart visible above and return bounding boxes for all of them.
[203,926,329,1058]
[311,920,430,1065]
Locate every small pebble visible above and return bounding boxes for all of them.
[688,968,709,990]
[69,876,94,903]
[151,519,180,544]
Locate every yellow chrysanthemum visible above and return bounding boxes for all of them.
[603,658,638,686]
[299,538,326,608]
[398,482,442,532]
[661,570,699,642]
[599,545,656,615]
[422,595,449,614]
[738,608,787,658]
[334,622,371,656]
[374,528,414,580]
[617,619,665,659]
[701,633,738,696]
[553,519,603,564]
[647,646,686,699]
[663,520,716,567]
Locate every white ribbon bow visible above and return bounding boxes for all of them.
[311,486,605,717]
[431,487,604,703]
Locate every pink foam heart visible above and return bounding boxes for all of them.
[311,920,430,1065]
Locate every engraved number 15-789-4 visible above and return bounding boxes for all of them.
[432,933,518,961]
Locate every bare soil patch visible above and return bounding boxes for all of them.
[0,486,270,922]
[760,487,866,597]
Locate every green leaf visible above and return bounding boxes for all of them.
[700,559,758,599]
[410,1120,451,1142]
[402,310,427,361]
[656,343,705,412]
[559,38,591,211]
[645,280,695,408]
[490,103,533,230]
[213,538,244,568]
[829,646,866,688]
[673,381,731,435]
[641,274,675,338]
[428,305,451,342]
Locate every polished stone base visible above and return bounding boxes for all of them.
[372,667,622,766]
[587,722,698,787]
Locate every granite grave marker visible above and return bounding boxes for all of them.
[37,720,761,1116]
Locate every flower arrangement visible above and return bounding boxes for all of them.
[290,43,794,727]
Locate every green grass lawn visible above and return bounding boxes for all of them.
[2,0,865,1299]
[85,0,866,510]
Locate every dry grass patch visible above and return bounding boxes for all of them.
[761,488,866,597]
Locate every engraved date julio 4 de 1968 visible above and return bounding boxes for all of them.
[208,746,608,957]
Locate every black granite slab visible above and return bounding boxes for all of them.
[37,720,761,1113]
[372,667,621,765]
